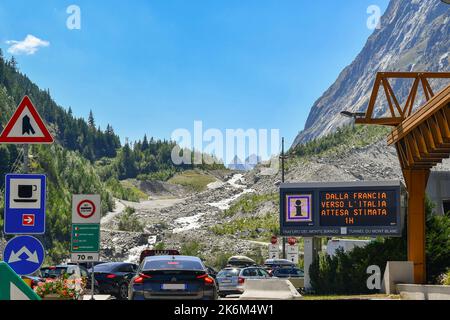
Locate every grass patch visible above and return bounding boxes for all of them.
[181,241,203,256]
[105,178,148,202]
[211,213,279,240]
[288,125,390,168]
[223,193,278,218]
[168,170,217,192]
[120,180,149,199]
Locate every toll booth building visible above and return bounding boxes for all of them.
[427,171,450,216]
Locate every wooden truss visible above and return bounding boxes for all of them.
[356,72,450,126]
[354,71,450,284]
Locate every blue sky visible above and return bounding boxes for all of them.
[0,0,389,151]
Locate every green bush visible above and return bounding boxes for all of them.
[426,213,450,283]
[118,207,144,232]
[154,242,166,250]
[310,237,406,295]
[223,193,278,218]
[204,252,233,270]
[181,241,202,256]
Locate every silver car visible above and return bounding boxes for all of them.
[216,266,271,297]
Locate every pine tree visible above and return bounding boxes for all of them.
[142,135,149,151]
[88,110,95,129]
[10,56,18,70]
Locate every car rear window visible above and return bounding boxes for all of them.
[217,269,240,277]
[143,259,204,271]
[275,268,303,276]
[92,264,119,272]
[242,268,258,277]
[41,267,67,277]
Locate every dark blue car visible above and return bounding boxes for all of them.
[88,262,138,300]
[129,255,218,300]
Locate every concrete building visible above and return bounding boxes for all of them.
[426,171,450,216]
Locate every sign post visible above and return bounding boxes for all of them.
[71,195,101,300]
[268,236,280,259]
[0,96,54,297]
[286,245,299,264]
[286,237,299,264]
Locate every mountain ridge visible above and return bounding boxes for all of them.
[292,0,450,147]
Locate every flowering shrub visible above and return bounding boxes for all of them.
[34,274,86,300]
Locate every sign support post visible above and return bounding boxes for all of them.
[280,137,287,260]
[23,145,29,173]
[303,237,321,292]
[91,262,95,300]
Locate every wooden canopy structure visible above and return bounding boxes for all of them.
[355,72,450,284]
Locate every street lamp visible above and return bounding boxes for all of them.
[340,111,366,119]
[279,137,294,259]
[340,111,366,128]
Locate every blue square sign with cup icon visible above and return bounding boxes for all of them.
[4,174,46,235]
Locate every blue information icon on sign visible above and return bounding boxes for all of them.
[4,174,46,235]
[3,236,45,276]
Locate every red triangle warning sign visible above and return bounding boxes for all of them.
[0,96,54,144]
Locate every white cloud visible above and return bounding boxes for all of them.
[6,35,50,55]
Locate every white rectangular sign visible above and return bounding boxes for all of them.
[286,244,299,255]
[72,195,101,224]
[287,253,299,264]
[268,244,280,259]
[71,253,100,263]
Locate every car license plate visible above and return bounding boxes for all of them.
[162,283,186,290]
[222,279,232,283]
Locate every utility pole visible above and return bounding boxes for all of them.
[280,138,287,260]
[23,144,29,173]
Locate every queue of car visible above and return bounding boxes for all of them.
[28,250,304,300]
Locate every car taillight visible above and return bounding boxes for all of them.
[197,274,214,285]
[238,277,245,284]
[133,273,151,284]
[106,274,117,279]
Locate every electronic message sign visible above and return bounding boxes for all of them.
[280,181,407,237]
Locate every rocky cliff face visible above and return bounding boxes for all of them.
[292,0,450,147]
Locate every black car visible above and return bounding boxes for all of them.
[89,262,138,300]
[129,255,218,300]
[205,266,218,279]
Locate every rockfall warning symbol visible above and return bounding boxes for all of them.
[0,96,54,144]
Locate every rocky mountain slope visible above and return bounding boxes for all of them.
[99,126,450,267]
[293,0,450,146]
